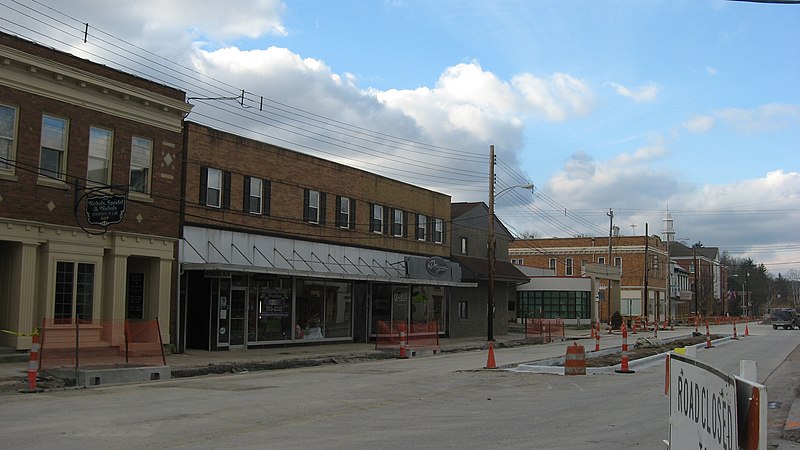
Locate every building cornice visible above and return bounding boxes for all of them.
[0,45,191,133]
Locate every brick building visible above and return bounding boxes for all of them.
[178,122,472,351]
[509,235,670,323]
[0,32,191,350]
[669,242,722,316]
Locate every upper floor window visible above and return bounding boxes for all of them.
[565,258,574,276]
[87,127,112,185]
[336,196,355,229]
[415,214,427,241]
[460,237,468,254]
[392,209,405,237]
[598,256,606,265]
[511,258,524,265]
[40,114,68,180]
[129,136,153,194]
[433,218,444,243]
[0,104,17,173]
[244,176,269,215]
[199,166,231,209]
[304,189,326,224]
[370,203,385,233]
[614,257,622,268]
[549,258,556,270]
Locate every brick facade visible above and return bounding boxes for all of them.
[183,122,450,256]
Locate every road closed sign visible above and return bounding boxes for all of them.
[669,353,738,450]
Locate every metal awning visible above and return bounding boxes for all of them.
[181,262,476,288]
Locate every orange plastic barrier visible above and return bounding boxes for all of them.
[38,319,166,371]
[564,343,586,375]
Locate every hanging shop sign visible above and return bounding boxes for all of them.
[86,194,126,226]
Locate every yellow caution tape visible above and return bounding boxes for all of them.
[1,328,38,337]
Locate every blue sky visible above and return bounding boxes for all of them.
[2,0,799,274]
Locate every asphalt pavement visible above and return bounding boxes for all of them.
[1,322,798,447]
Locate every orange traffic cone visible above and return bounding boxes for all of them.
[398,331,407,358]
[484,342,497,369]
[745,324,750,337]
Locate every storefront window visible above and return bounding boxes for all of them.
[296,279,352,340]
[411,286,445,332]
[248,275,292,342]
[517,290,590,319]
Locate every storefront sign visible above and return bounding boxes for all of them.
[425,256,450,277]
[86,194,126,226]
[405,256,460,282]
[204,269,232,278]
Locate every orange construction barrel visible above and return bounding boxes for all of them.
[565,342,586,375]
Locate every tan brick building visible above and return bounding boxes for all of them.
[0,32,191,350]
[509,236,671,323]
[179,122,471,350]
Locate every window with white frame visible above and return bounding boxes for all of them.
[336,196,354,229]
[598,256,605,264]
[566,258,574,276]
[40,114,68,180]
[303,189,326,224]
[392,208,404,237]
[433,218,444,243]
[460,237,468,254]
[87,126,112,184]
[549,258,556,270]
[245,176,262,214]
[370,203,384,233]
[129,136,153,193]
[614,257,622,269]
[206,167,222,208]
[416,214,427,240]
[0,104,17,173]
[54,261,94,324]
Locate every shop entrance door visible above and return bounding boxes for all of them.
[229,288,247,347]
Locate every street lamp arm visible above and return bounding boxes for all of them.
[495,183,534,200]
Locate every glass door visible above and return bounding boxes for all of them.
[229,288,247,347]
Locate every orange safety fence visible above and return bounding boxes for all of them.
[407,321,440,351]
[374,320,403,350]
[524,318,565,343]
[687,315,758,327]
[39,318,166,372]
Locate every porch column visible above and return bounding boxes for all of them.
[13,242,39,349]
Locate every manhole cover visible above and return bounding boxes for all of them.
[768,401,782,409]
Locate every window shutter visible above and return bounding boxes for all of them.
[303,189,311,222]
[222,171,231,210]
[263,180,271,216]
[441,220,447,244]
[319,192,327,225]
[243,176,251,212]
[415,214,421,240]
[427,217,434,242]
[383,206,390,235]
[349,199,356,230]
[335,195,343,227]
[199,166,208,205]
[369,203,376,232]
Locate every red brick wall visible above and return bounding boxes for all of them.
[183,122,451,256]
[0,84,184,238]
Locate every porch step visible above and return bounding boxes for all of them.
[0,347,28,363]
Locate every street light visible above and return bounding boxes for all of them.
[487,145,534,341]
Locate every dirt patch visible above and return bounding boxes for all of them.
[583,334,718,367]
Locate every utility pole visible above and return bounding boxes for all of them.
[607,208,614,321]
[644,223,649,320]
[487,145,496,341]
[693,246,699,316]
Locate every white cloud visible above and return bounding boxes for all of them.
[610,82,660,102]
[513,72,595,121]
[684,115,715,134]
[715,103,800,134]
